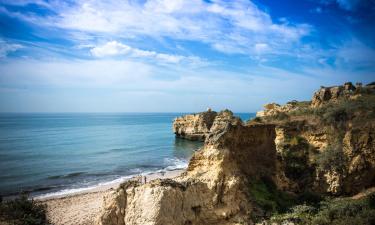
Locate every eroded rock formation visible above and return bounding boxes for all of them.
[172,109,242,141]
[311,82,358,108]
[209,110,242,133]
[172,109,217,141]
[97,124,277,225]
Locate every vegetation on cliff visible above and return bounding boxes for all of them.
[0,194,49,225]
[267,191,375,225]
[247,82,375,224]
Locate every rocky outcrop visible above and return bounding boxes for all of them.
[173,109,242,141]
[256,101,309,118]
[209,110,242,133]
[310,82,356,108]
[310,82,361,108]
[97,124,277,225]
[172,109,217,141]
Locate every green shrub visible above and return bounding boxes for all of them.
[315,144,347,172]
[0,194,49,225]
[249,177,296,216]
[288,94,375,128]
[252,117,262,122]
[280,136,312,180]
[311,194,375,225]
[273,112,289,121]
[268,193,375,225]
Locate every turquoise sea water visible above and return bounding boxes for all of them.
[0,113,254,197]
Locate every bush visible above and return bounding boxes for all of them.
[0,194,49,225]
[288,94,375,129]
[252,117,262,122]
[280,136,312,180]
[273,112,289,121]
[249,177,296,216]
[268,193,375,225]
[312,193,375,225]
[315,144,347,172]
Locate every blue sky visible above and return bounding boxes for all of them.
[0,0,374,112]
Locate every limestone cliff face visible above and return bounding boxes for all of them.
[173,109,242,141]
[266,118,375,196]
[172,110,217,141]
[97,124,277,225]
[257,82,375,195]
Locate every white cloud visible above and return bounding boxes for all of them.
[2,0,311,56]
[90,41,202,64]
[90,41,132,57]
[254,43,270,54]
[0,40,23,58]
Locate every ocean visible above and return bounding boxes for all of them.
[0,113,254,198]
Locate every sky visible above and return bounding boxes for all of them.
[0,0,374,113]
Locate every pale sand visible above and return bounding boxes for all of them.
[39,169,184,225]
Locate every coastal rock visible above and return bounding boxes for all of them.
[97,124,277,225]
[209,109,242,134]
[172,109,242,141]
[255,101,305,118]
[172,109,217,141]
[310,82,357,108]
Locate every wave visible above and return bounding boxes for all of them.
[163,157,189,171]
[34,157,189,200]
[47,172,86,180]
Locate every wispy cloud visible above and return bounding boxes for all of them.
[0,40,23,58]
[90,41,201,64]
[1,0,311,56]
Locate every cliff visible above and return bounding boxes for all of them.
[97,124,276,225]
[254,82,375,195]
[96,81,375,225]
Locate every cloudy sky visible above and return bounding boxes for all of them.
[0,0,374,112]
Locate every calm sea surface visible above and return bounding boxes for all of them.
[0,113,254,197]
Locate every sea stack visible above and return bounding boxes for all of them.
[172,109,242,141]
[172,109,218,141]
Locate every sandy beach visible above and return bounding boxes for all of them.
[39,169,184,225]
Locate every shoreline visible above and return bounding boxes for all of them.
[37,168,184,200]
[39,169,185,225]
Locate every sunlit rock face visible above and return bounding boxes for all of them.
[172,109,242,141]
[172,109,218,141]
[97,124,277,225]
[254,82,375,196]
[311,82,368,108]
